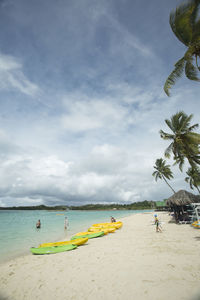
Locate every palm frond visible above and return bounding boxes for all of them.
[190,0,200,32]
[164,170,174,180]
[188,124,199,132]
[191,155,200,165]
[187,133,200,145]
[185,176,190,183]
[179,112,193,132]
[165,119,174,133]
[185,55,200,80]
[171,111,186,132]
[170,0,196,46]
[159,130,174,140]
[173,155,185,171]
[192,18,200,42]
[164,57,186,96]
[164,142,174,159]
[185,132,200,144]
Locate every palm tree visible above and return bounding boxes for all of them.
[160,111,200,170]
[164,0,200,96]
[185,166,200,193]
[152,158,176,194]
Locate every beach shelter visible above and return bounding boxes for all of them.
[166,190,200,223]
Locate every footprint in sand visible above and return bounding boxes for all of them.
[168,264,175,268]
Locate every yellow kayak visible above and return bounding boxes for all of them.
[192,220,200,225]
[88,226,116,233]
[88,227,110,234]
[192,221,200,228]
[74,231,105,236]
[39,237,88,248]
[92,222,122,229]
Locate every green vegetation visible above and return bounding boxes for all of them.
[0,205,68,211]
[152,158,175,194]
[160,111,200,170]
[0,201,154,211]
[185,166,200,193]
[164,0,200,96]
[153,111,200,194]
[69,201,153,210]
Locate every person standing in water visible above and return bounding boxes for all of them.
[111,216,116,223]
[36,219,41,229]
[64,216,69,230]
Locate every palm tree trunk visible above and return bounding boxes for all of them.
[162,175,176,194]
[195,185,200,194]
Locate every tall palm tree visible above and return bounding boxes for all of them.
[160,111,200,170]
[164,0,200,96]
[152,158,176,194]
[185,166,200,193]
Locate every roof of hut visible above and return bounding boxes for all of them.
[166,190,200,206]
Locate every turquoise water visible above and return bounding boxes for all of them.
[0,209,151,263]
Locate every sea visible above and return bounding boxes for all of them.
[0,209,152,263]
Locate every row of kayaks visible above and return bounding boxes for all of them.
[30,221,123,255]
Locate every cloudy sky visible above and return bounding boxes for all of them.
[0,0,199,207]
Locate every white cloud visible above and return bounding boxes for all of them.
[107,15,154,58]
[61,95,127,132]
[0,53,39,96]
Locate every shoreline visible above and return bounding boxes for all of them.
[1,211,200,300]
[0,209,151,264]
[0,211,137,265]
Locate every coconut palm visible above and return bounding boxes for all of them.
[185,166,200,193]
[160,111,200,170]
[164,0,200,96]
[152,158,176,194]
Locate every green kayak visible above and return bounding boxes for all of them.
[71,231,104,240]
[30,244,77,255]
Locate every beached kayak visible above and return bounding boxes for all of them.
[39,237,88,248]
[88,227,110,234]
[30,244,77,255]
[192,221,200,228]
[88,227,116,233]
[73,231,96,236]
[92,221,123,229]
[71,231,104,240]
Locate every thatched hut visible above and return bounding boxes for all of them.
[166,190,200,223]
[166,190,200,206]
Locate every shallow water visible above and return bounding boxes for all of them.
[0,209,152,263]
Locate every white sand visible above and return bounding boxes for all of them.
[0,212,200,300]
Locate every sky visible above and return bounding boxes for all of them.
[0,0,200,207]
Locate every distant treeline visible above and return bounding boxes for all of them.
[0,201,154,211]
[0,205,67,211]
[70,201,153,210]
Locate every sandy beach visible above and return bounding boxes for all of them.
[0,212,200,300]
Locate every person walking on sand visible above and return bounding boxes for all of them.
[64,216,69,230]
[154,215,162,232]
[36,219,41,229]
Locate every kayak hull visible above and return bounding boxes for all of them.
[71,231,104,240]
[39,237,88,248]
[92,221,123,229]
[30,244,77,255]
[88,227,115,233]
